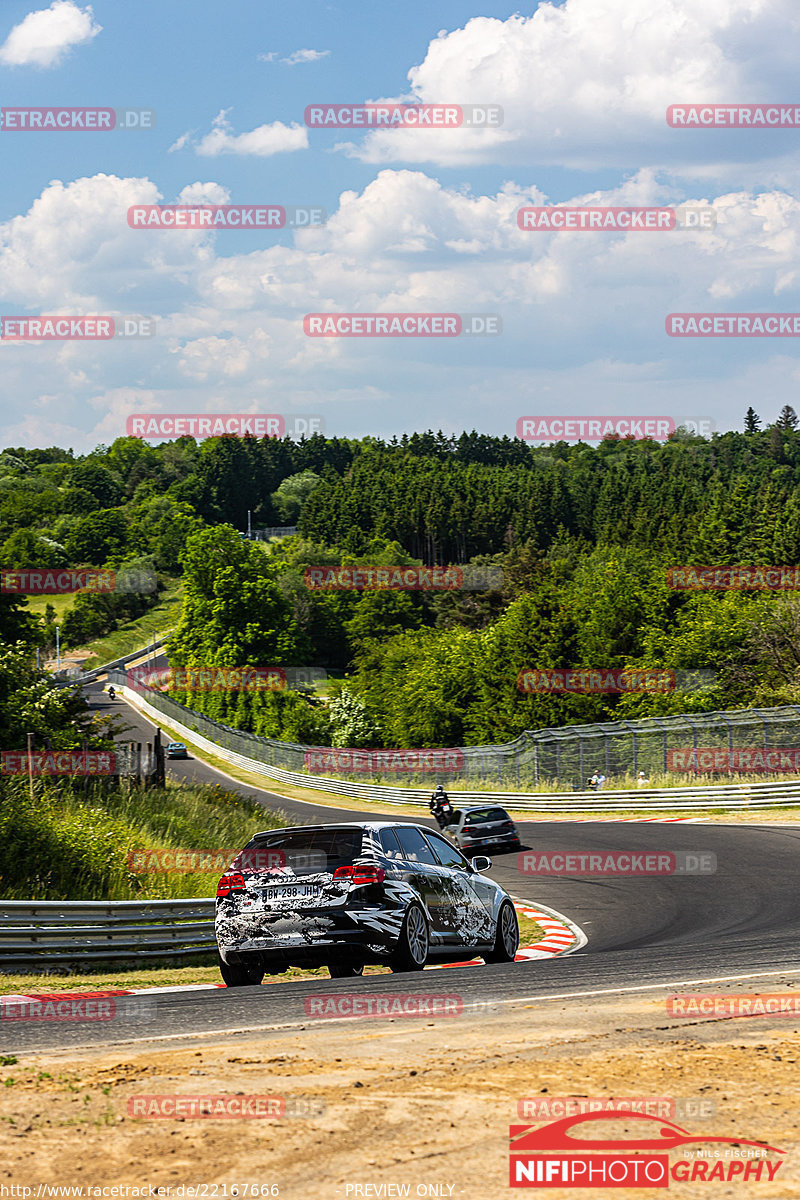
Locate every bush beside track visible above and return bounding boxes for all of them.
[0,777,288,901]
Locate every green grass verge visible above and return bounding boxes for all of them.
[0,775,290,902]
[0,915,546,992]
[80,583,183,669]
[25,593,74,620]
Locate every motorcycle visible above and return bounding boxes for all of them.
[434,801,454,830]
[107,687,116,700]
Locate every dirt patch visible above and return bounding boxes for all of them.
[1,981,798,1198]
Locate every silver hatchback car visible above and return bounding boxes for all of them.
[445,806,521,854]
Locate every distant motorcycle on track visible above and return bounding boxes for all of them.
[429,784,454,830]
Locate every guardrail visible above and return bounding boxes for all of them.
[0,899,215,966]
[50,637,169,687]
[118,684,800,812]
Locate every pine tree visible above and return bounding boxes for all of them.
[776,405,798,431]
[744,407,761,433]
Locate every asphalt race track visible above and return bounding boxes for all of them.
[8,681,800,1053]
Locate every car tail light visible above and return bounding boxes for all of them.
[216,872,245,898]
[333,865,386,886]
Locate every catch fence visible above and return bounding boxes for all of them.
[105,671,800,787]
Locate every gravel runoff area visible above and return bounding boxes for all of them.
[1,976,799,1198]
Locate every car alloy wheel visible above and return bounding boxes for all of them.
[483,900,519,964]
[390,902,429,971]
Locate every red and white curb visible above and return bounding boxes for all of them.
[408,898,584,970]
[522,815,698,823]
[513,901,585,959]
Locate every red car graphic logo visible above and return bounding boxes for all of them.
[510,1110,785,1155]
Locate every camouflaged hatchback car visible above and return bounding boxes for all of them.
[215,821,519,985]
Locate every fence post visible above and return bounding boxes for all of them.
[26,731,35,805]
[154,728,165,787]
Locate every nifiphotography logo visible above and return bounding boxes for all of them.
[509,1111,785,1187]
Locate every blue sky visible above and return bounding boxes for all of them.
[1,0,800,452]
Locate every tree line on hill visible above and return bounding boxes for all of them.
[3,408,800,750]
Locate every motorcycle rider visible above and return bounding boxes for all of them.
[107,686,116,700]
[429,783,453,829]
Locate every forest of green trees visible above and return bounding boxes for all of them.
[4,409,800,751]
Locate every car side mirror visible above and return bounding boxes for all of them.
[471,855,492,873]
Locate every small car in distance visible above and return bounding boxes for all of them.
[166,742,189,759]
[445,806,521,853]
[215,821,520,986]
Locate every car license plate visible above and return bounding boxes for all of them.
[262,884,322,901]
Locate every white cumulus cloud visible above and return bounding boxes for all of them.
[0,0,101,68]
[259,48,330,64]
[339,0,800,171]
[172,110,309,157]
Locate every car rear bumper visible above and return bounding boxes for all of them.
[461,831,518,845]
[221,930,396,970]
[216,906,402,968]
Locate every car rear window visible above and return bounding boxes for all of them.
[463,808,509,825]
[246,827,364,873]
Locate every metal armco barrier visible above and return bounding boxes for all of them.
[0,899,215,966]
[51,637,169,687]
[117,684,800,813]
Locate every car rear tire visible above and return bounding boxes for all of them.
[390,902,429,972]
[217,952,265,987]
[483,900,519,964]
[328,963,364,978]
